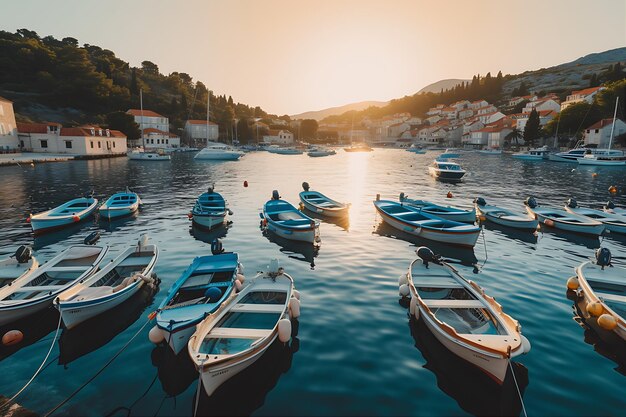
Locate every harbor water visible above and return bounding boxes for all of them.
[0,149,625,416]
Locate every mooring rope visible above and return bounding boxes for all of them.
[480,226,488,267]
[44,317,153,417]
[0,313,63,413]
[508,359,528,417]
[193,360,205,417]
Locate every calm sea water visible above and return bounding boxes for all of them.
[0,150,625,417]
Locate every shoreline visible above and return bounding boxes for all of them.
[0,153,126,167]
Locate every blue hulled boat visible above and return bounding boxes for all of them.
[191,187,229,230]
[262,191,320,244]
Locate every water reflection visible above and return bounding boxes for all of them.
[151,344,198,397]
[479,221,539,245]
[32,221,98,250]
[262,229,318,269]
[98,211,139,232]
[537,226,601,250]
[58,286,158,365]
[188,223,229,245]
[372,221,478,266]
[302,208,350,232]
[408,317,529,416]
[0,306,59,362]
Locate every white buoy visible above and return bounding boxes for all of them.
[292,289,301,300]
[278,319,291,343]
[414,304,420,320]
[399,284,410,297]
[149,325,165,344]
[289,298,301,318]
[269,259,280,274]
[398,273,408,287]
[236,273,245,283]
[409,296,417,316]
[521,335,531,354]
[238,263,245,274]
[235,280,243,292]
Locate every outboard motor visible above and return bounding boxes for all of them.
[272,190,280,200]
[211,238,224,255]
[524,196,538,208]
[399,192,406,201]
[14,245,32,264]
[595,248,612,270]
[302,182,310,192]
[566,198,578,208]
[606,200,616,210]
[83,231,100,245]
[416,246,442,268]
[474,197,487,207]
[208,184,214,194]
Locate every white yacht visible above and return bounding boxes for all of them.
[578,97,625,166]
[194,142,244,160]
[549,143,623,163]
[512,145,550,160]
[127,90,171,162]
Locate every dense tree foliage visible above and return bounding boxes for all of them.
[0,29,269,142]
[105,111,141,140]
[523,109,541,147]
[300,119,318,140]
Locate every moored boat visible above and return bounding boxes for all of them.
[99,188,141,220]
[374,199,480,247]
[150,252,241,354]
[399,193,475,223]
[190,187,230,230]
[563,198,626,234]
[512,145,549,161]
[343,143,373,152]
[474,197,538,231]
[29,197,99,235]
[0,246,38,288]
[478,148,502,155]
[267,146,303,155]
[299,182,349,217]
[261,191,320,244]
[55,235,159,329]
[307,147,336,157]
[570,248,626,342]
[194,142,244,160]
[188,259,299,396]
[0,245,108,326]
[604,200,626,216]
[406,144,426,154]
[127,148,171,161]
[439,148,461,158]
[402,247,531,383]
[428,160,466,181]
[524,197,605,235]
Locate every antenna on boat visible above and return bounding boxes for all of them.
[140,89,145,150]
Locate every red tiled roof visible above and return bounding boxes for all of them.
[586,118,624,130]
[143,127,169,134]
[187,119,218,125]
[571,87,602,96]
[538,110,556,117]
[127,109,165,118]
[17,123,48,134]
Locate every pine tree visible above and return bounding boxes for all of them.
[523,109,541,147]
[180,93,188,119]
[130,68,139,96]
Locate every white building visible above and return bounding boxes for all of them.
[584,118,626,147]
[515,110,557,132]
[263,129,294,144]
[184,120,219,145]
[127,109,169,132]
[387,122,410,137]
[561,87,604,111]
[477,111,505,125]
[0,96,19,150]
[139,128,181,149]
[522,98,561,114]
[469,100,489,109]
[17,123,127,155]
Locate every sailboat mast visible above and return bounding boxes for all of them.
[140,89,145,149]
[207,91,210,145]
[607,96,619,150]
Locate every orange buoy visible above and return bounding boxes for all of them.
[26,215,31,223]
[586,301,604,317]
[187,212,193,220]
[72,215,80,222]
[544,219,554,227]
[597,314,617,331]
[566,277,579,291]
[446,191,453,198]
[243,181,248,187]
[2,330,23,346]
[609,185,618,195]
[592,173,598,178]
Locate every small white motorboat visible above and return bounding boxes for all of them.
[261,191,320,244]
[0,246,38,288]
[190,186,230,230]
[55,236,159,329]
[406,145,426,154]
[570,248,626,342]
[564,198,626,234]
[0,245,108,326]
[267,146,303,155]
[512,146,550,161]
[188,259,298,396]
[403,247,530,384]
[29,197,99,234]
[428,160,466,181]
[99,188,141,220]
[299,182,349,217]
[128,149,171,161]
[439,149,461,158]
[307,147,336,157]
[399,193,475,223]
[524,197,605,236]
[474,197,538,231]
[194,142,244,160]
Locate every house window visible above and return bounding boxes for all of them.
[90,141,94,148]
[157,139,160,144]
[40,140,48,148]
[595,129,599,133]
[113,142,116,148]
[98,141,101,148]
[65,141,72,149]
[165,139,169,144]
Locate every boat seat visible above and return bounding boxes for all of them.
[71,286,113,301]
[596,292,626,304]
[230,304,285,313]
[422,299,484,308]
[117,256,153,267]
[14,285,64,293]
[277,212,303,221]
[47,266,90,272]
[208,327,272,339]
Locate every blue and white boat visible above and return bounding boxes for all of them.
[267,146,303,155]
[307,147,336,157]
[99,188,141,220]
[261,191,320,244]
[406,145,426,154]
[0,246,38,288]
[29,197,99,234]
[0,245,108,326]
[474,197,538,230]
[564,198,626,234]
[399,193,475,223]
[190,187,230,230]
[512,146,550,161]
[299,182,349,218]
[439,149,461,159]
[152,253,241,354]
[524,197,605,236]
[374,199,481,247]
[56,235,159,329]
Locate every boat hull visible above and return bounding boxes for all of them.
[428,167,465,180]
[266,222,319,243]
[99,205,138,220]
[193,214,226,230]
[0,296,54,326]
[128,152,170,161]
[300,200,348,217]
[512,154,543,161]
[578,158,626,166]
[527,207,605,235]
[31,202,98,234]
[161,325,197,355]
[194,152,243,160]
[476,206,538,230]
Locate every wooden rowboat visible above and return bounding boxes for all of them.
[299,182,349,218]
[29,197,99,234]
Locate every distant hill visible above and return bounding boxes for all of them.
[559,47,626,67]
[291,100,389,121]
[416,79,469,94]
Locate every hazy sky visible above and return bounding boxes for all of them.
[3,0,625,115]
